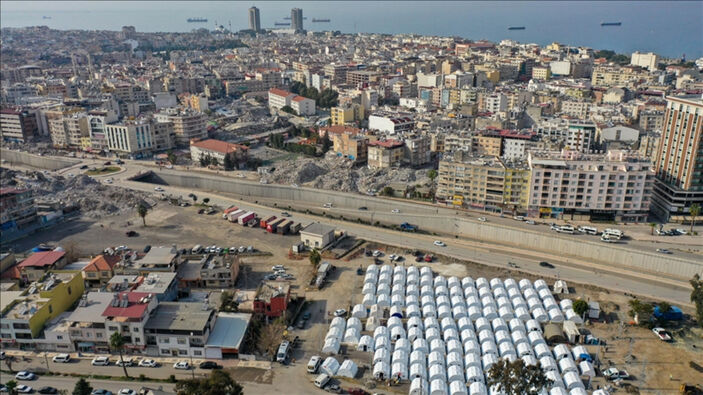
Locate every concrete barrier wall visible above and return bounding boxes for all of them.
[1,149,80,170]
[138,171,702,280]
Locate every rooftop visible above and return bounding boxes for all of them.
[83,254,121,272]
[190,138,248,154]
[206,312,252,351]
[144,302,213,331]
[256,281,290,303]
[269,88,294,97]
[300,222,335,236]
[67,292,114,323]
[18,251,65,269]
[102,292,151,319]
[368,139,404,149]
[137,246,177,267]
[134,272,177,294]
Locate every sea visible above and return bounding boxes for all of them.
[1,1,702,59]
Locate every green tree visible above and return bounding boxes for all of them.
[167,151,177,165]
[175,369,244,395]
[627,299,654,324]
[200,154,211,167]
[649,222,657,235]
[203,198,210,204]
[657,301,671,316]
[280,105,296,115]
[223,154,235,171]
[427,169,438,181]
[110,331,129,378]
[690,274,703,328]
[4,354,17,373]
[72,378,93,395]
[690,203,700,234]
[573,299,589,317]
[5,380,17,395]
[487,359,552,395]
[309,248,321,267]
[210,156,219,167]
[137,204,148,227]
[321,133,332,153]
[220,291,239,313]
[381,186,394,196]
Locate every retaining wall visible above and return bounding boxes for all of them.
[1,149,80,170]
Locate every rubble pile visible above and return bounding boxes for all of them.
[263,154,432,194]
[0,168,151,219]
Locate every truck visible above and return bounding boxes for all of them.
[238,211,256,225]
[267,218,286,233]
[289,223,302,235]
[227,209,245,222]
[222,206,239,219]
[260,216,277,229]
[602,367,629,380]
[399,222,417,232]
[278,220,294,234]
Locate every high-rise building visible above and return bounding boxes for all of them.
[652,94,703,220]
[248,6,260,32]
[291,8,303,32]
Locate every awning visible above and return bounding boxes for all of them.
[77,342,95,347]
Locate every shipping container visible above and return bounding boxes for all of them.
[260,216,277,229]
[289,223,302,235]
[267,218,286,233]
[238,211,256,225]
[278,220,294,234]
[222,206,239,219]
[227,209,246,222]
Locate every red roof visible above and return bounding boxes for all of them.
[191,139,248,154]
[0,264,21,280]
[269,88,293,97]
[319,125,361,136]
[369,139,404,148]
[291,95,307,102]
[18,251,65,268]
[102,292,151,319]
[83,255,121,272]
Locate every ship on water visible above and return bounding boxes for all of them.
[187,17,208,23]
[601,21,622,26]
[508,26,525,30]
[274,22,290,26]
[312,18,331,23]
[42,16,52,19]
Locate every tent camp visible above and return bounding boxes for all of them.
[320,356,340,376]
[337,359,358,378]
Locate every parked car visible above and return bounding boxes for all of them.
[513,216,525,221]
[307,355,322,373]
[38,387,58,394]
[297,320,306,329]
[358,207,368,211]
[125,230,138,237]
[602,367,629,380]
[173,361,190,370]
[143,245,151,253]
[90,390,113,395]
[138,359,158,367]
[415,256,423,262]
[52,353,71,363]
[198,208,206,214]
[154,187,164,192]
[15,385,33,394]
[272,265,285,271]
[314,374,330,389]
[656,248,672,254]
[199,361,222,369]
[118,390,137,395]
[325,384,342,393]
[92,356,110,366]
[424,254,434,262]
[433,240,446,247]
[116,358,134,367]
[477,217,487,222]
[80,165,89,170]
[334,309,347,317]
[525,220,536,225]
[281,212,291,217]
[15,371,36,380]
[652,327,672,341]
[391,209,400,213]
[372,250,382,257]
[539,261,555,269]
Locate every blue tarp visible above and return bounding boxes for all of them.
[653,306,683,321]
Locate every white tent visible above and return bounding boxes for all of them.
[391,296,405,309]
[410,378,430,395]
[476,277,489,289]
[490,277,504,290]
[374,336,390,351]
[518,278,533,291]
[498,342,516,358]
[527,297,543,312]
[511,330,528,347]
[526,319,542,333]
[369,303,383,318]
[440,316,457,331]
[534,279,549,291]
[509,318,525,333]
[548,309,564,323]
[538,288,552,301]
[469,381,488,395]
[413,338,429,353]
[468,305,483,321]
[569,388,588,395]
[407,304,422,318]
[481,340,498,356]
[461,328,477,343]
[466,295,481,308]
[494,330,511,346]
[391,362,408,381]
[322,337,340,354]
[330,317,346,331]
[549,388,569,395]
[436,286,450,298]
[362,282,376,295]
[373,348,390,365]
[457,317,473,332]
[426,327,441,343]
[491,318,508,332]
[553,344,571,360]
[434,276,448,288]
[325,326,343,341]
[452,305,468,320]
[438,305,452,319]
[410,363,428,380]
[396,338,412,353]
[515,307,531,321]
[365,316,379,332]
[516,342,533,357]
[362,293,376,307]
[373,361,391,380]
[374,325,389,339]
[423,304,438,318]
[466,366,484,383]
[351,304,367,318]
[543,297,558,310]
[449,380,468,395]
[388,316,403,330]
[463,339,480,355]
[391,325,407,341]
[407,284,420,296]
[337,359,358,378]
[377,293,391,308]
[430,379,448,395]
[571,345,589,361]
[421,276,433,288]
[464,352,481,369]
[428,351,445,368]
[481,353,498,370]
[534,343,551,359]
[564,309,583,324]
[347,317,362,332]
[446,351,463,369]
[408,327,423,343]
[357,335,373,352]
[392,349,408,365]
[478,329,494,344]
[407,274,420,287]
[562,371,584,390]
[320,356,340,376]
[521,355,538,366]
[428,364,446,382]
[559,299,573,310]
[546,370,564,387]
[430,338,446,354]
[462,277,476,289]
[540,356,558,372]
[532,307,549,323]
[591,391,610,395]
[447,364,465,383]
[343,327,360,344]
[446,339,462,354]
[558,358,578,374]
[482,305,498,320]
[578,360,595,377]
[554,280,569,294]
[451,295,465,308]
[410,349,427,368]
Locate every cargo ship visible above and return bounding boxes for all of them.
[274,22,290,26]
[312,18,331,23]
[187,17,208,23]
[508,26,525,30]
[600,21,622,26]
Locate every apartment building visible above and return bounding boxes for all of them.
[331,104,364,126]
[82,254,121,287]
[105,119,155,157]
[566,122,596,152]
[591,66,648,88]
[145,302,215,358]
[62,292,113,353]
[473,132,502,156]
[402,134,431,167]
[367,140,405,168]
[532,67,551,81]
[630,51,659,72]
[47,110,89,148]
[17,251,67,283]
[485,93,508,113]
[291,95,316,116]
[102,292,159,353]
[436,152,507,211]
[0,187,38,231]
[268,88,316,115]
[0,108,37,142]
[561,101,591,118]
[154,108,207,146]
[368,114,414,134]
[195,254,240,288]
[332,131,368,163]
[652,94,703,220]
[190,138,249,168]
[638,110,664,132]
[527,150,654,222]
[443,132,473,153]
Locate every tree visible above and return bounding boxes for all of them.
[167,151,177,165]
[4,354,17,373]
[5,380,17,395]
[220,291,239,313]
[210,156,219,167]
[573,299,589,317]
[309,248,321,267]
[200,154,211,167]
[649,222,657,235]
[487,359,552,395]
[320,133,332,153]
[427,169,438,181]
[63,240,81,263]
[110,331,129,378]
[690,274,703,328]
[257,316,286,357]
[203,198,210,204]
[223,154,235,171]
[381,186,394,196]
[690,203,700,234]
[657,301,671,316]
[72,378,93,395]
[627,299,654,324]
[175,369,243,395]
[280,105,296,115]
[137,204,148,227]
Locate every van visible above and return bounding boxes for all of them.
[556,225,575,234]
[276,341,290,363]
[577,226,598,235]
[307,355,322,373]
[52,353,71,363]
[603,228,623,239]
[314,373,330,388]
[191,245,203,254]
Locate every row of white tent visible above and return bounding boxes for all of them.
[319,357,358,378]
[407,378,608,395]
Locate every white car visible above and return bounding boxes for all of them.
[434,240,446,247]
[391,209,400,213]
[372,250,382,257]
[15,371,36,380]
[388,254,398,261]
[333,309,347,317]
[323,203,333,208]
[652,327,672,341]
[104,179,113,184]
[91,356,110,366]
[477,217,487,222]
[525,220,536,225]
[656,248,672,254]
[116,357,134,367]
[154,187,164,192]
[138,359,158,367]
[272,265,285,271]
[52,353,71,363]
[173,361,190,370]
[118,390,137,395]
[513,216,525,221]
[16,385,33,394]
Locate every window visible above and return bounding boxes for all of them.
[49,305,53,314]
[109,326,119,332]
[161,349,170,355]
[160,338,170,343]
[193,350,202,356]
[179,349,188,355]
[67,286,72,295]
[96,333,103,338]
[133,337,140,343]
[57,335,63,340]
[177,338,186,345]
[133,327,139,333]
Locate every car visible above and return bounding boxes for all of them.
[272,265,285,271]
[143,245,151,253]
[52,353,71,363]
[281,212,291,217]
[424,254,434,262]
[513,216,525,221]
[539,261,555,268]
[372,250,382,257]
[154,187,164,192]
[264,274,278,281]
[307,355,322,373]
[104,161,112,165]
[323,203,332,208]
[652,327,672,341]
[415,256,423,262]
[656,248,672,254]
[118,390,137,395]
[91,356,110,366]
[0,384,6,393]
[303,312,312,320]
[477,217,487,222]
[80,165,89,170]
[91,390,113,395]
[325,383,342,394]
[550,223,559,230]
[291,183,299,188]
[198,208,205,214]
[525,220,536,225]
[125,230,138,237]
[279,273,294,280]
[38,387,58,394]
[116,357,134,367]
[675,229,688,235]
[297,320,306,329]
[391,209,400,213]
[115,160,124,165]
[433,240,446,247]
[104,179,113,184]
[358,206,368,211]
[238,246,246,253]
[314,373,331,389]
[655,229,667,236]
[334,309,347,317]
[0,351,5,359]
[173,361,190,370]
[15,371,36,380]
[138,358,158,367]
[16,385,33,394]
[374,258,383,265]
[388,254,398,261]
[199,361,222,369]
[602,367,629,380]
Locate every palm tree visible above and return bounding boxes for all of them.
[690,203,700,234]
[110,331,129,378]
[649,222,657,235]
[5,380,17,395]
[137,204,148,227]
[309,248,321,267]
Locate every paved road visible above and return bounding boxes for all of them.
[3,375,175,394]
